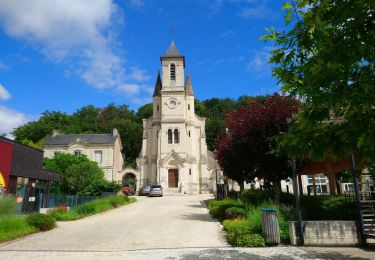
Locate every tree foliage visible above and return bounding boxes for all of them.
[13,95,269,165]
[263,0,375,164]
[43,153,119,195]
[216,94,299,191]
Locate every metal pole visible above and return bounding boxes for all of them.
[350,154,367,246]
[292,156,304,246]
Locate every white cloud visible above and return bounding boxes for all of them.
[237,0,277,19]
[0,61,9,71]
[128,67,151,82]
[128,0,146,9]
[220,30,236,37]
[0,84,11,100]
[0,1,151,103]
[0,105,34,135]
[117,83,141,96]
[247,47,272,74]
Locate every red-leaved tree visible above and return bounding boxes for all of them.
[216,94,298,194]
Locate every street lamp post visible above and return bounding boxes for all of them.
[291,156,304,246]
[287,117,304,246]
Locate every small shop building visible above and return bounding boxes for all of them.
[0,137,60,213]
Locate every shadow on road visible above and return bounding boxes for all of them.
[165,248,314,260]
[179,213,218,222]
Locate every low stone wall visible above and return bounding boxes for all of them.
[289,221,360,246]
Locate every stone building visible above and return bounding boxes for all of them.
[138,41,222,194]
[44,129,124,182]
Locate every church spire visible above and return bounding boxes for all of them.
[153,71,162,97]
[185,73,194,96]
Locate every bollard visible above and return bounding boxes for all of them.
[261,208,280,245]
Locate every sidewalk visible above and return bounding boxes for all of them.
[302,245,375,260]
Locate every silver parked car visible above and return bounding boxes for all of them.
[139,184,151,196]
[149,184,163,197]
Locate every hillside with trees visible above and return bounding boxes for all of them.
[12,96,270,168]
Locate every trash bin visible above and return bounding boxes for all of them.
[261,208,280,245]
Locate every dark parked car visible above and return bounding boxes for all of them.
[122,185,135,196]
[149,184,163,197]
[139,184,151,196]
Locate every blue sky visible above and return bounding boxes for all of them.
[0,0,287,135]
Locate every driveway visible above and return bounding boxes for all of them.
[0,194,326,259]
[0,194,227,251]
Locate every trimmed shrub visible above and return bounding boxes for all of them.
[301,195,356,220]
[227,190,240,200]
[208,199,244,221]
[26,213,56,231]
[225,207,247,219]
[0,196,17,216]
[241,189,273,206]
[223,219,265,247]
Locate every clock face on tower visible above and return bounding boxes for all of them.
[166,99,179,109]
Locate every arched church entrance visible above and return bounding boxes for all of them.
[168,169,178,188]
[123,173,137,190]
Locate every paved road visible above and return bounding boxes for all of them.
[3,194,371,259]
[0,195,227,252]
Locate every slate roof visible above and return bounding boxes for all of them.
[185,73,194,96]
[153,71,162,97]
[161,41,184,58]
[45,134,117,145]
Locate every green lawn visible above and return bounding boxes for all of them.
[0,216,37,243]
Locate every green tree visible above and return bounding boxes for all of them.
[136,103,153,122]
[64,161,105,195]
[72,105,99,133]
[263,1,375,164]
[13,111,78,143]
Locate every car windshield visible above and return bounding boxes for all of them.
[151,185,161,188]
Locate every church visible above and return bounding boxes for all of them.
[138,41,222,194]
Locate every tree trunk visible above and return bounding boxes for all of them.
[274,181,281,203]
[238,180,245,193]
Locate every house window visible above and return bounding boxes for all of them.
[168,129,173,144]
[74,150,81,157]
[95,151,103,165]
[307,174,329,195]
[189,169,192,175]
[157,105,159,112]
[54,152,60,157]
[170,64,176,80]
[174,129,179,144]
[188,131,191,137]
[188,104,190,110]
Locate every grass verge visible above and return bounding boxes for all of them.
[49,195,136,221]
[0,216,37,243]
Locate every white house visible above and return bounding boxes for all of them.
[44,129,124,182]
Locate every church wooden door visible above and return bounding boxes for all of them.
[168,169,178,188]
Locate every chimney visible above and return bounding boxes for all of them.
[113,128,119,137]
[52,129,60,137]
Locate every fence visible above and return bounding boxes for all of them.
[47,192,117,209]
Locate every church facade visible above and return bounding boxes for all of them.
[138,41,221,194]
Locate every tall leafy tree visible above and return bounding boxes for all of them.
[216,94,298,193]
[263,1,375,164]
